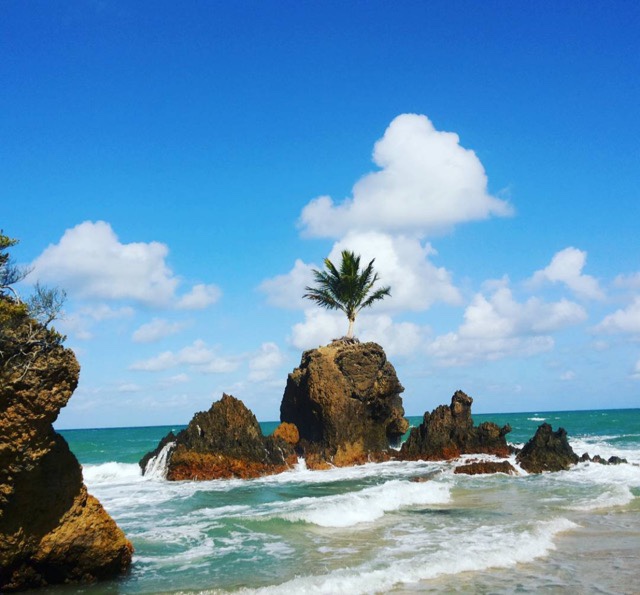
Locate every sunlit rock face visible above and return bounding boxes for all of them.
[280,340,409,467]
[0,302,132,592]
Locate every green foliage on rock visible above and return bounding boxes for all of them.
[0,232,66,377]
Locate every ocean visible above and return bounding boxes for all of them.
[51,409,640,594]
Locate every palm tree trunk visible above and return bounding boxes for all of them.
[346,317,355,339]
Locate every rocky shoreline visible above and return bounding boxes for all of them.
[140,341,610,482]
[3,330,629,592]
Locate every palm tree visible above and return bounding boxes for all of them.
[304,250,391,339]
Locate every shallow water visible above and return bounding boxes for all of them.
[52,409,640,594]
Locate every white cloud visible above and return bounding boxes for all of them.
[560,370,576,381]
[259,259,315,309]
[31,221,220,309]
[130,339,242,374]
[162,373,190,385]
[132,318,188,343]
[177,283,221,310]
[529,247,604,300]
[290,310,346,350]
[261,232,461,314]
[57,303,134,340]
[328,232,462,311]
[614,272,640,290]
[299,113,512,238]
[595,297,640,334]
[248,342,286,382]
[632,359,640,380]
[117,383,142,393]
[290,309,426,358]
[427,286,587,366]
[357,315,425,358]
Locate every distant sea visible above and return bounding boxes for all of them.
[54,409,640,594]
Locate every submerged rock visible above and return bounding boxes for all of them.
[516,423,579,473]
[401,390,511,460]
[0,299,132,591]
[280,341,409,466]
[141,394,297,480]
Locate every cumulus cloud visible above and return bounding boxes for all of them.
[632,359,640,380]
[529,247,604,300]
[132,318,188,343]
[427,286,587,366]
[614,272,640,290]
[31,221,220,309]
[177,284,221,310]
[259,259,315,309]
[130,339,241,373]
[595,297,640,334]
[328,231,461,311]
[261,232,460,314]
[299,114,512,238]
[248,342,286,382]
[57,303,134,340]
[290,309,426,358]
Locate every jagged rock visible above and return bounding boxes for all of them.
[454,460,517,475]
[141,394,297,480]
[0,299,132,591]
[607,455,628,465]
[579,453,629,466]
[400,390,511,460]
[280,341,409,466]
[516,423,579,473]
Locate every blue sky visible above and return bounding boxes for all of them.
[2,1,639,428]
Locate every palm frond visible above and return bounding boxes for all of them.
[303,250,391,338]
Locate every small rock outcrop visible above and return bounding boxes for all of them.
[141,394,297,480]
[454,461,517,475]
[401,390,511,460]
[280,341,409,466]
[516,423,579,473]
[0,298,132,591]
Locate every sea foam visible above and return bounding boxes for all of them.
[222,517,578,595]
[276,479,451,528]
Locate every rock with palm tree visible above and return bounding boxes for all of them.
[304,250,390,341]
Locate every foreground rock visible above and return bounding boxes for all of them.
[280,340,409,467]
[0,299,132,591]
[401,390,511,460]
[516,423,579,473]
[141,394,297,480]
[454,460,517,475]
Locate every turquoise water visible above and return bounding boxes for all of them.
[55,409,640,594]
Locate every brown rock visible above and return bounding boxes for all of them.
[400,390,511,460]
[142,394,297,481]
[454,460,517,475]
[0,299,132,591]
[273,422,300,446]
[516,423,579,473]
[280,341,409,463]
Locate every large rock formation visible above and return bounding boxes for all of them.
[401,390,511,460]
[280,341,409,466]
[0,298,132,591]
[141,394,297,480]
[516,423,579,473]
